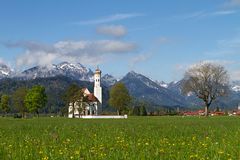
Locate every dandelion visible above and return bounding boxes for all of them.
[75,150,80,155]
[59,150,63,155]
[192,136,196,141]
[42,156,49,160]
[159,149,164,153]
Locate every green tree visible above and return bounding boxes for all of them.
[12,87,28,118]
[0,94,10,115]
[139,104,147,116]
[132,106,140,115]
[25,85,47,117]
[132,102,148,116]
[109,82,131,115]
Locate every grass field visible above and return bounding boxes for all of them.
[0,116,240,160]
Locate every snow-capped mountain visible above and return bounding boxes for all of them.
[231,81,240,92]
[120,71,187,106]
[232,86,240,92]
[18,62,94,81]
[155,80,168,88]
[125,71,163,90]
[167,80,184,94]
[1,61,240,109]
[102,74,117,87]
[0,63,13,79]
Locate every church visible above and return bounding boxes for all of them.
[68,68,102,118]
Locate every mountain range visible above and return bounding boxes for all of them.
[1,62,240,110]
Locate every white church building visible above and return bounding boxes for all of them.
[68,68,102,118]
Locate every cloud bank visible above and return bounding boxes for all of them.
[4,40,136,67]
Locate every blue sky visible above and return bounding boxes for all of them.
[0,0,240,82]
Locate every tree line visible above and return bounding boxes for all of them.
[0,81,149,117]
[0,85,47,117]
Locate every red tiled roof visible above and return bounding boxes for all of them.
[82,88,87,92]
[86,93,99,102]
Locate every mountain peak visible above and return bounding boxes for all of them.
[129,70,137,74]
[155,80,168,88]
[0,63,13,78]
[126,70,141,77]
[102,74,117,87]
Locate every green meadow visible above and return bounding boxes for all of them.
[0,116,240,160]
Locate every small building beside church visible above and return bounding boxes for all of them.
[68,68,102,118]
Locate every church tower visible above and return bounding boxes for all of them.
[94,67,102,113]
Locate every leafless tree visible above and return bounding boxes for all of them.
[182,62,229,116]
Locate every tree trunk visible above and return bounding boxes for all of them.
[117,110,120,115]
[79,101,82,118]
[72,103,75,118]
[37,110,39,118]
[205,105,209,117]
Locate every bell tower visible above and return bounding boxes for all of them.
[94,67,102,105]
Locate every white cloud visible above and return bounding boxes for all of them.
[0,57,12,66]
[176,10,237,20]
[211,10,237,15]
[6,40,136,68]
[156,37,170,44]
[96,25,127,37]
[16,51,58,67]
[224,0,240,8]
[0,58,4,65]
[54,40,136,54]
[205,37,240,56]
[75,13,144,25]
[130,53,151,67]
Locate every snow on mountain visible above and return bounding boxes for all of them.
[167,80,184,94]
[232,86,240,92]
[0,63,13,79]
[231,81,240,92]
[120,71,187,106]
[18,62,94,81]
[102,74,117,87]
[57,62,94,81]
[155,80,168,88]
[125,71,163,90]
